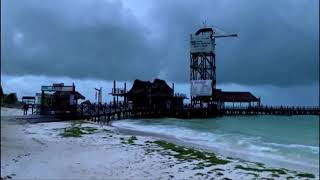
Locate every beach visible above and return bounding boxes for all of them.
[112,116,319,174]
[1,107,318,180]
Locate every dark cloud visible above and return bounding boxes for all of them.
[1,0,319,87]
[1,0,160,80]
[149,0,319,86]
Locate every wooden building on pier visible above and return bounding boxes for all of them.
[126,79,186,111]
[52,91,85,114]
[39,83,85,115]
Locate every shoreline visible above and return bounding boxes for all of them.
[112,122,319,175]
[1,108,318,179]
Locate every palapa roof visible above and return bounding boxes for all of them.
[127,79,173,98]
[217,91,258,102]
[53,91,85,100]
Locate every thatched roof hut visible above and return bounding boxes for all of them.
[127,79,183,111]
[127,79,173,98]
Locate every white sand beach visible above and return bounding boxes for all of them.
[1,107,317,180]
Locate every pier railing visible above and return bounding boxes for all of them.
[222,105,319,115]
[111,88,126,95]
[180,104,319,115]
[77,101,132,118]
[57,102,319,123]
[223,105,320,110]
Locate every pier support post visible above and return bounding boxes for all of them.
[124,82,127,109]
[40,90,45,115]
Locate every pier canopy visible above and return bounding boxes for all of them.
[22,96,36,104]
[217,91,259,102]
[53,91,85,101]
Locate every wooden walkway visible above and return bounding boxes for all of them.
[75,103,132,124]
[222,106,320,116]
[53,104,319,123]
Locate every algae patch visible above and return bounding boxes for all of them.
[120,136,138,144]
[295,173,315,178]
[128,136,138,144]
[235,165,288,175]
[152,140,230,166]
[59,126,98,137]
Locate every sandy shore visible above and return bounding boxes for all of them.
[1,108,317,180]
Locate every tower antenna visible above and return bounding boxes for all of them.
[203,20,207,28]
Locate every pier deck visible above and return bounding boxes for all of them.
[58,104,320,124]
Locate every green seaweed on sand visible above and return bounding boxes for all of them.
[152,140,230,165]
[295,173,315,178]
[206,155,230,165]
[59,126,97,137]
[235,165,287,175]
[60,127,85,137]
[193,162,212,169]
[255,162,265,168]
[128,136,138,144]
[81,127,98,133]
[153,140,176,150]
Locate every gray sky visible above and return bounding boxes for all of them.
[2,75,319,106]
[1,0,319,106]
[2,0,319,87]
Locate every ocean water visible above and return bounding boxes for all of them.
[113,115,319,173]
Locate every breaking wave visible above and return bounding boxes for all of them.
[112,117,319,173]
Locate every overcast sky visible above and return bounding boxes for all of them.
[1,0,319,105]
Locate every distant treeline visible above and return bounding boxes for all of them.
[0,85,20,107]
[1,93,18,105]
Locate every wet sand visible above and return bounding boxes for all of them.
[1,108,316,180]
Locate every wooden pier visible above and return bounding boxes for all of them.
[221,106,320,116]
[36,82,319,123]
[74,102,132,124]
[56,103,319,124]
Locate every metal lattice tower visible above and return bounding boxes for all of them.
[190,26,237,107]
[190,29,216,87]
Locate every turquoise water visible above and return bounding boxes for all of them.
[113,116,319,173]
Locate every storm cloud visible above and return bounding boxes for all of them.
[1,0,319,87]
